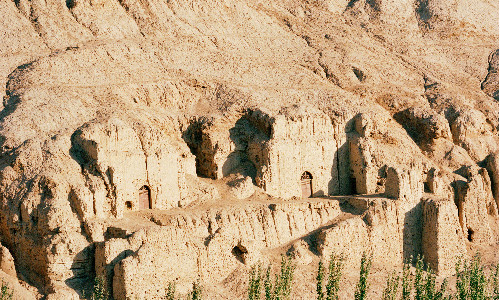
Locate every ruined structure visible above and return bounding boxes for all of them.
[0,0,497,298]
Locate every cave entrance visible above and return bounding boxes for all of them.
[139,185,151,209]
[300,171,313,198]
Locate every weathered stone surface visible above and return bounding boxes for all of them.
[0,0,497,297]
[385,166,424,202]
[0,246,16,278]
[482,49,499,100]
[228,175,255,200]
[394,106,452,149]
[422,197,466,277]
[288,240,313,266]
[485,151,499,208]
[317,197,410,269]
[448,107,498,162]
[455,166,496,243]
[248,106,344,199]
[72,117,197,218]
[102,200,343,299]
[350,112,429,196]
[317,217,369,267]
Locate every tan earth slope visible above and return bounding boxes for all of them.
[0,0,498,299]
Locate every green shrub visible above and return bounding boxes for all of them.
[91,276,108,300]
[414,255,448,300]
[165,282,176,300]
[264,266,272,300]
[248,264,263,300]
[401,259,412,300]
[325,253,344,300]
[248,255,295,300]
[456,254,488,300]
[190,278,202,300]
[244,252,499,300]
[316,259,325,300]
[382,272,399,300]
[354,252,372,300]
[0,281,13,300]
[272,255,295,300]
[490,264,499,299]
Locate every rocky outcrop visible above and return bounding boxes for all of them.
[0,0,497,297]
[454,166,496,243]
[317,196,424,269]
[349,111,429,195]
[186,105,351,199]
[394,107,452,150]
[385,166,424,202]
[448,107,498,162]
[485,151,499,207]
[0,245,16,278]
[248,106,345,198]
[482,49,499,100]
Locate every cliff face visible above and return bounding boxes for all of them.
[0,0,497,298]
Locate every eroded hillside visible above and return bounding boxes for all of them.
[0,0,498,299]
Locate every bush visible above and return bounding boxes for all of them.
[248,255,295,300]
[490,264,499,299]
[190,278,203,300]
[382,272,399,300]
[354,252,372,300]
[91,276,108,300]
[316,259,325,300]
[245,252,499,300]
[0,281,12,300]
[456,254,485,300]
[454,253,500,300]
[165,282,176,300]
[248,264,263,300]
[275,255,295,299]
[325,253,344,300]
[414,255,448,300]
[401,258,412,300]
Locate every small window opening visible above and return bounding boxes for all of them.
[423,181,431,193]
[66,0,75,9]
[232,245,247,264]
[467,228,474,242]
[125,201,133,210]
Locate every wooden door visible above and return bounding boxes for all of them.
[301,180,312,198]
[139,186,151,209]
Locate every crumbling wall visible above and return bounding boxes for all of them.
[72,117,196,218]
[385,165,424,201]
[316,197,419,269]
[248,106,339,199]
[454,166,496,243]
[98,200,344,300]
[422,197,466,276]
[317,217,369,267]
[186,105,351,199]
[349,112,429,196]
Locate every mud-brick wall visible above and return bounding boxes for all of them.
[97,200,344,299]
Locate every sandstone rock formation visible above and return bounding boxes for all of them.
[0,0,497,298]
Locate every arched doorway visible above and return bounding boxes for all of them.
[139,185,151,209]
[300,172,313,198]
